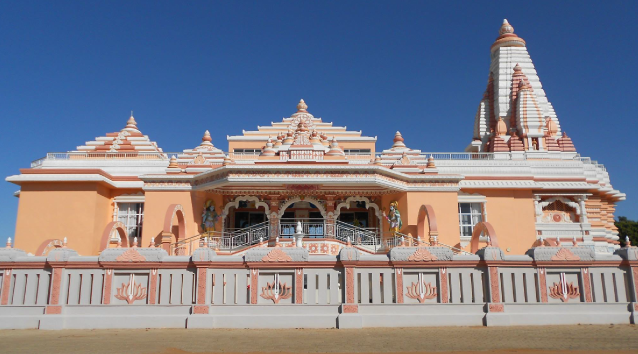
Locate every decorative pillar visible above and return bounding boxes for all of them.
[487,266,503,312]
[0,269,12,305]
[46,266,64,314]
[250,268,259,304]
[538,267,548,303]
[268,195,281,246]
[325,195,336,238]
[439,267,448,303]
[533,195,542,223]
[581,267,592,302]
[395,268,404,303]
[577,196,588,224]
[102,269,113,304]
[343,266,358,313]
[148,269,158,305]
[161,232,173,253]
[295,268,303,304]
[193,266,209,314]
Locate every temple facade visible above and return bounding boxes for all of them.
[6,20,625,259]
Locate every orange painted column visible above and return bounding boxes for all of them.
[295,268,303,304]
[538,267,548,303]
[487,266,503,312]
[439,267,448,303]
[395,268,404,303]
[193,266,209,314]
[343,263,358,313]
[102,269,113,304]
[250,268,258,304]
[148,269,158,305]
[0,269,12,305]
[45,266,64,314]
[581,268,592,302]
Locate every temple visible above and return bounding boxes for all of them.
[2,19,636,331]
[6,19,625,259]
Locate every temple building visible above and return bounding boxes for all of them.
[6,19,625,259]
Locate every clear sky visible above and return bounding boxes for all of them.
[1,1,637,239]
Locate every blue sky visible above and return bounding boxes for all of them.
[1,1,637,238]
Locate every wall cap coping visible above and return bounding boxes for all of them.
[389,247,454,262]
[244,247,309,262]
[615,247,638,261]
[46,248,79,262]
[0,248,27,262]
[98,248,168,263]
[526,246,595,261]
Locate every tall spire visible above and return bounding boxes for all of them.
[491,19,526,52]
[470,19,564,152]
[123,112,140,133]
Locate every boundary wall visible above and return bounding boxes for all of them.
[0,244,637,329]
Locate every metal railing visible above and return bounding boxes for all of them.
[335,220,380,251]
[170,221,269,255]
[417,152,498,160]
[31,151,180,167]
[280,219,324,238]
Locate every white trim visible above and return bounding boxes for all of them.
[334,196,383,229]
[278,196,326,218]
[222,196,271,220]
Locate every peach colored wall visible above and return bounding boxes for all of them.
[403,191,461,246]
[14,182,113,256]
[141,191,223,245]
[462,189,537,254]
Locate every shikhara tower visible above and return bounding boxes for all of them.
[6,19,624,260]
[469,19,574,154]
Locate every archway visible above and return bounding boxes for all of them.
[35,238,63,256]
[163,204,186,242]
[334,196,383,231]
[470,221,499,253]
[221,196,270,231]
[99,221,128,251]
[417,205,438,244]
[277,196,327,238]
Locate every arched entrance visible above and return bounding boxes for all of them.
[470,221,499,253]
[278,196,326,238]
[334,196,382,233]
[222,196,270,232]
[417,204,438,245]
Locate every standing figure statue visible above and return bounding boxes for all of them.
[201,200,221,234]
[383,201,403,236]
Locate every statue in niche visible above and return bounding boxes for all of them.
[201,200,221,234]
[383,201,403,236]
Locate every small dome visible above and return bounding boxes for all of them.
[297,99,308,112]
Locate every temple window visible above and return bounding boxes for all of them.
[233,148,261,154]
[343,149,371,155]
[458,203,483,238]
[117,203,144,243]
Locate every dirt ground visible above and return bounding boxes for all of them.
[1,325,638,354]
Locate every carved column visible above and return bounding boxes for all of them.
[487,266,503,312]
[268,195,281,246]
[148,269,158,305]
[0,269,12,305]
[46,265,64,314]
[250,268,259,304]
[295,268,303,304]
[102,268,113,305]
[538,267,548,303]
[439,267,449,303]
[161,232,173,253]
[576,196,588,223]
[343,264,358,313]
[533,195,542,223]
[395,268,404,303]
[193,266,209,314]
[581,267,592,302]
[325,195,336,238]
